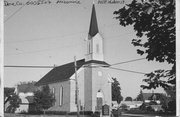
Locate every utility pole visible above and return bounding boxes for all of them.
[74,56,80,117]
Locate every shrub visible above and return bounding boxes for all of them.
[68,111,93,115]
[80,111,93,115]
[112,109,121,117]
[28,110,43,115]
[46,111,67,115]
[168,100,176,112]
[19,110,28,114]
[146,106,154,112]
[92,111,100,117]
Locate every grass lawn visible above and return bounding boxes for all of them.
[4,113,67,117]
[4,113,91,117]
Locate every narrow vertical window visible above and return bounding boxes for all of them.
[89,41,91,54]
[59,86,63,106]
[96,44,99,53]
[75,89,77,104]
[52,88,55,97]
[87,42,89,54]
[52,88,55,106]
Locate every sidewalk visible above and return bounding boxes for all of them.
[121,113,176,117]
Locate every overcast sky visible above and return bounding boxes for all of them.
[4,0,173,98]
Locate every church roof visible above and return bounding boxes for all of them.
[35,59,109,86]
[88,4,99,37]
[84,60,109,66]
[35,59,85,86]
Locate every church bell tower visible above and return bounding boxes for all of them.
[83,3,111,114]
[86,3,104,61]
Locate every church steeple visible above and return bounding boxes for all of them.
[86,3,104,61]
[88,4,99,37]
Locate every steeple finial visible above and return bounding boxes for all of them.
[88,3,99,37]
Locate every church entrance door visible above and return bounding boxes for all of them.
[96,90,103,112]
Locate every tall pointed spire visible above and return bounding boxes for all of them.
[88,3,99,37]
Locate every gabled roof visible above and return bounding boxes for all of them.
[35,59,109,86]
[88,4,99,37]
[35,59,85,86]
[26,96,34,104]
[142,93,164,100]
[142,93,153,100]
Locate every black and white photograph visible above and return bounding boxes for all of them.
[1,0,179,117]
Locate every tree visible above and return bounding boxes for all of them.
[164,86,176,111]
[4,87,15,103]
[4,87,21,113]
[157,94,169,111]
[112,78,123,104]
[165,86,176,99]
[33,85,55,112]
[168,100,176,112]
[125,96,133,101]
[147,93,169,111]
[114,0,175,95]
[136,90,144,101]
[5,93,21,113]
[120,103,128,111]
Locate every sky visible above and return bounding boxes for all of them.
[4,0,173,99]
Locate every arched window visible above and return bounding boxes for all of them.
[59,86,63,106]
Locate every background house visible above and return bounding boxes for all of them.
[142,93,162,104]
[15,81,37,113]
[136,92,166,112]
[120,101,143,110]
[112,101,119,110]
[118,92,166,112]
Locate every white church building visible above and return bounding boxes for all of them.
[36,4,112,114]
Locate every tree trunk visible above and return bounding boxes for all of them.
[43,109,46,115]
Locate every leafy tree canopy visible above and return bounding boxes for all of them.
[125,96,133,101]
[135,90,144,101]
[114,0,175,92]
[33,85,55,111]
[17,81,36,85]
[5,93,21,113]
[4,87,15,98]
[112,78,123,104]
